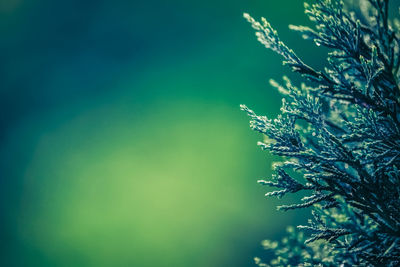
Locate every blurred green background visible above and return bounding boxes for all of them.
[0,0,326,266]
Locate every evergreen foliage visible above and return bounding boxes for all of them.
[241,0,400,266]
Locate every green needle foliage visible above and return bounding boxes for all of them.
[241,0,400,266]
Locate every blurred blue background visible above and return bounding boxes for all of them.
[0,0,326,266]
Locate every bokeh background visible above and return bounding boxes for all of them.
[0,0,327,266]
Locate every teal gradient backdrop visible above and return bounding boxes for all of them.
[0,0,326,266]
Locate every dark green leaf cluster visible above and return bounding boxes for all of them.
[242,0,400,266]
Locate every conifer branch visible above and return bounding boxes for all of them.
[242,0,400,265]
